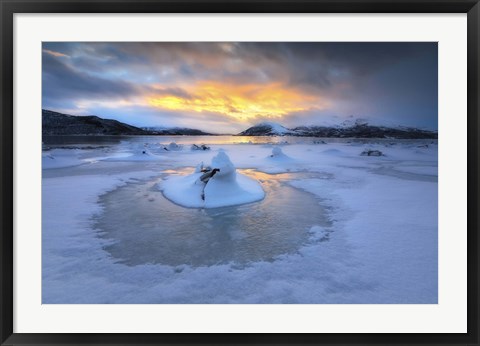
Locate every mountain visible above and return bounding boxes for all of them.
[238,120,437,139]
[43,109,149,136]
[142,126,214,136]
[291,123,437,139]
[42,110,214,136]
[238,122,295,136]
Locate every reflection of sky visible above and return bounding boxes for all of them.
[42,42,438,133]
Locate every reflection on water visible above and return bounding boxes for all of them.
[43,135,126,146]
[43,135,293,147]
[44,134,438,147]
[95,170,330,267]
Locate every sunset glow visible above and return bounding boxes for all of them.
[147,82,324,121]
[42,42,438,132]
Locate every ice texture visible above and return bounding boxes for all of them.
[42,136,438,304]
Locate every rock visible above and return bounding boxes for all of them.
[199,168,220,184]
[191,144,211,151]
[361,149,384,156]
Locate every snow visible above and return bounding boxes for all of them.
[166,142,183,151]
[42,149,86,169]
[268,146,293,163]
[160,150,265,208]
[107,149,163,162]
[42,136,437,303]
[394,165,438,176]
[257,121,291,134]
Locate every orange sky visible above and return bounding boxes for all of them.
[147,81,327,122]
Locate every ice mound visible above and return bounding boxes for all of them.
[271,147,283,157]
[164,142,183,151]
[160,150,265,208]
[322,148,344,156]
[268,146,292,161]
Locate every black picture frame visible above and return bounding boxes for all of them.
[1,1,479,345]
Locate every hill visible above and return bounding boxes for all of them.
[42,109,149,136]
[42,110,214,136]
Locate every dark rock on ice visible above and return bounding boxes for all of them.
[361,149,384,156]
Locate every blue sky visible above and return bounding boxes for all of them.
[42,42,438,133]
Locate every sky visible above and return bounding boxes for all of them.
[42,42,438,134]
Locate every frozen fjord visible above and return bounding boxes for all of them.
[42,136,437,303]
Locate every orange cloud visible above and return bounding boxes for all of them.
[147,81,326,121]
[43,49,70,58]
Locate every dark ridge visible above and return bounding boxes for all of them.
[142,127,214,136]
[42,109,215,136]
[42,109,149,136]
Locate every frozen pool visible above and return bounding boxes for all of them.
[95,170,331,267]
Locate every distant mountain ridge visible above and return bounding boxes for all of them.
[43,109,149,136]
[238,121,437,139]
[43,110,437,139]
[42,110,214,136]
[142,126,213,136]
[238,122,296,136]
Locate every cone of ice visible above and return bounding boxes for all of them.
[160,150,264,208]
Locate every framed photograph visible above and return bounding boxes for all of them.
[1,1,479,345]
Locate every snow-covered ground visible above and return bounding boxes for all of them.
[42,136,437,303]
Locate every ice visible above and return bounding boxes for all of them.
[96,171,328,267]
[42,136,438,303]
[270,146,286,158]
[42,149,86,169]
[120,149,163,161]
[394,165,438,176]
[165,142,183,151]
[160,150,265,208]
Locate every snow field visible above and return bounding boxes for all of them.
[42,138,437,303]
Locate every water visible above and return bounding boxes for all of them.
[95,170,330,267]
[43,134,437,147]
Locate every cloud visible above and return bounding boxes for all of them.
[43,49,70,58]
[42,42,438,130]
[42,52,141,102]
[146,81,327,122]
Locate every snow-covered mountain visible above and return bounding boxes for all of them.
[338,117,369,128]
[238,120,437,139]
[238,122,296,136]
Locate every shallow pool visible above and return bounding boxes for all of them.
[95,170,330,267]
